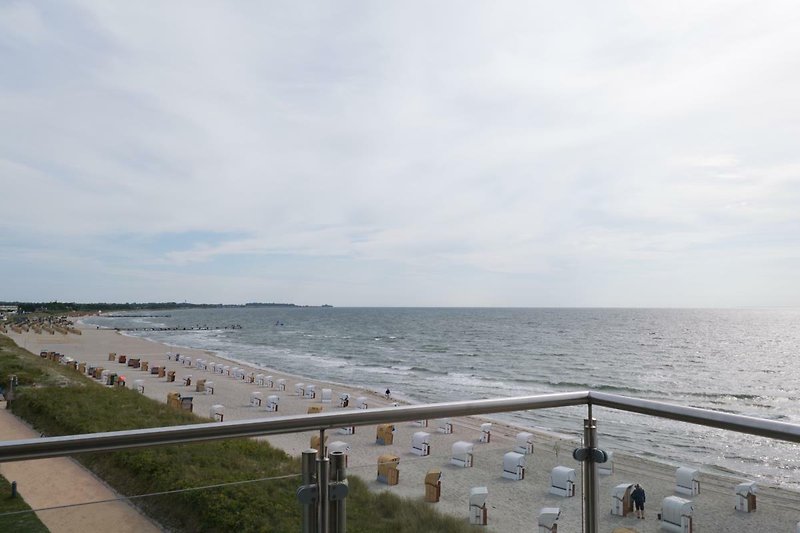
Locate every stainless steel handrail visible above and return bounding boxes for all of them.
[589,391,800,442]
[0,391,588,461]
[4,389,799,533]
[1,390,799,462]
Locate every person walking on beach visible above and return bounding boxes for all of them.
[631,483,646,519]
[385,388,391,400]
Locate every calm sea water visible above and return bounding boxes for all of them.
[81,307,800,488]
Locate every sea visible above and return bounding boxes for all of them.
[80,307,800,489]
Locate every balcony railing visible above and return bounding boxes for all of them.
[2,390,799,532]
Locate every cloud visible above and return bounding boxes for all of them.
[1,1,800,305]
[0,2,46,45]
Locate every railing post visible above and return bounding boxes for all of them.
[7,375,17,402]
[329,451,348,533]
[300,449,318,533]
[582,416,599,533]
[317,429,330,533]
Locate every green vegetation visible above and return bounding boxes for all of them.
[0,475,49,533]
[0,336,79,389]
[0,335,470,533]
[345,487,470,533]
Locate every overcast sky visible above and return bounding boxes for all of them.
[1,1,799,306]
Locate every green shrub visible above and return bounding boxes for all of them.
[0,339,61,389]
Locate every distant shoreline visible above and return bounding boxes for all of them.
[1,302,334,313]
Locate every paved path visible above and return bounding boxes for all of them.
[0,405,162,533]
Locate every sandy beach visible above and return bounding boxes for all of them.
[5,324,800,532]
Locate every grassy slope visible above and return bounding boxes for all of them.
[0,335,471,533]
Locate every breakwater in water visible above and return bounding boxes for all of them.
[108,325,242,332]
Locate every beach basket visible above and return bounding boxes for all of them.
[377,455,399,485]
[424,469,441,502]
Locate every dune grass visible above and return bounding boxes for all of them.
[0,337,77,390]
[0,335,473,532]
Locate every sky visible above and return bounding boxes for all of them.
[1,1,799,307]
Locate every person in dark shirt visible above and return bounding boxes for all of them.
[631,483,646,519]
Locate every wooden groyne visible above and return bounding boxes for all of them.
[109,325,243,332]
[105,314,172,318]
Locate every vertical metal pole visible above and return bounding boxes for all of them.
[317,429,330,533]
[301,449,317,533]
[7,375,17,402]
[582,416,598,533]
[329,451,346,533]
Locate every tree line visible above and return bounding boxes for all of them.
[0,301,303,313]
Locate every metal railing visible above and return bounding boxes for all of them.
[2,390,799,532]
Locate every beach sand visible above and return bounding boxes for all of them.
[5,324,800,532]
